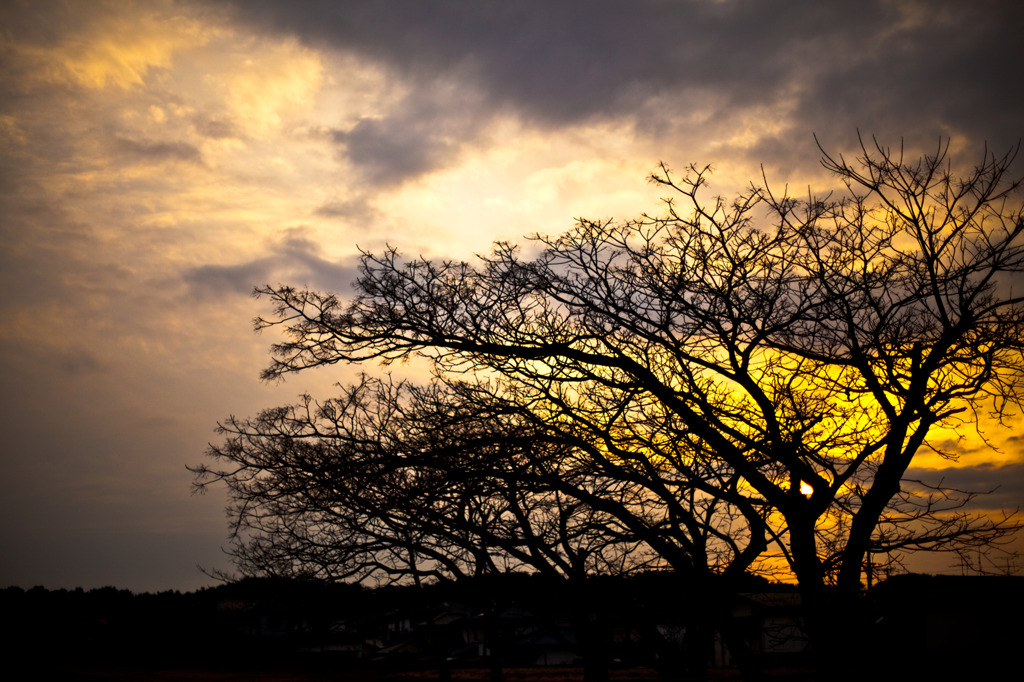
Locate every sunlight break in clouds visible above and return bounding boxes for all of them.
[217,39,324,140]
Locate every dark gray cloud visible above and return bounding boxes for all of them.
[54,348,108,376]
[183,231,361,298]
[904,462,1024,512]
[229,0,785,124]
[333,113,462,186]
[227,0,1024,167]
[314,195,377,221]
[113,136,203,164]
[191,116,238,140]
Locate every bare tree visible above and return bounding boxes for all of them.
[198,135,1024,678]
[198,379,632,583]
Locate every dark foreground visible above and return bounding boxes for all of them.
[46,665,782,681]
[9,574,1021,682]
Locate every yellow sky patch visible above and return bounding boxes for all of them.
[369,123,661,259]
[219,40,324,139]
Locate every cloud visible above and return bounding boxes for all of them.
[904,462,1024,512]
[215,38,324,139]
[223,0,1024,177]
[329,79,488,186]
[183,231,360,298]
[314,195,378,221]
[55,348,109,377]
[191,116,239,140]
[113,136,203,164]
[0,0,216,92]
[334,115,457,186]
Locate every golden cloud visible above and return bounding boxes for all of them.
[217,39,324,139]
[11,0,217,91]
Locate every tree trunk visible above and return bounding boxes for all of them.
[794,567,872,682]
[577,613,611,682]
[485,606,503,682]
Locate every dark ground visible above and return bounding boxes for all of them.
[45,666,765,681]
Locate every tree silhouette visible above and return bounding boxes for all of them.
[196,135,1024,679]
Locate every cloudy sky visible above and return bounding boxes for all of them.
[2,0,1022,592]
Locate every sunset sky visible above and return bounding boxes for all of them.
[2,0,1023,592]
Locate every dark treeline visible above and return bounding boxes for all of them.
[1,571,782,676]
[1,577,364,671]
[3,572,1023,679]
